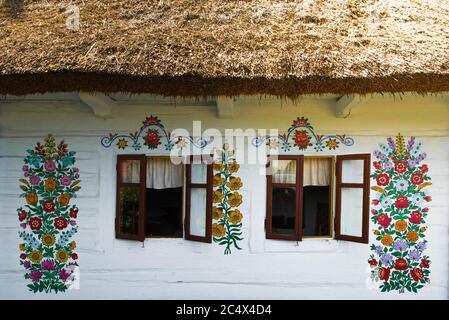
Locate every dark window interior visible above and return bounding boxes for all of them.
[302,186,330,236]
[145,187,182,237]
[271,187,296,235]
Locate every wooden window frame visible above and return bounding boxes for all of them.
[184,155,213,243]
[334,154,371,244]
[266,155,304,241]
[115,154,147,241]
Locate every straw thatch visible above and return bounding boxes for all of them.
[1,0,449,97]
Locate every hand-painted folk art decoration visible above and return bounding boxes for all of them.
[212,144,244,255]
[252,117,354,152]
[369,134,431,293]
[18,134,80,293]
[100,115,211,151]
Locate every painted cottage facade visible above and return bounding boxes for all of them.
[0,1,448,299]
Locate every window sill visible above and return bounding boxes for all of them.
[264,238,341,253]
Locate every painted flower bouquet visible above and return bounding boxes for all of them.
[212,144,243,255]
[18,134,80,293]
[369,134,431,293]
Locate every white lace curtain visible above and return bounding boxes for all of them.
[146,158,182,189]
[273,158,331,186]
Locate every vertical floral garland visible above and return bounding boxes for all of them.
[212,144,244,255]
[18,134,81,293]
[369,134,432,293]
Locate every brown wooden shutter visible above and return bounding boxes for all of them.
[266,155,304,241]
[184,155,213,243]
[115,155,146,241]
[335,154,371,243]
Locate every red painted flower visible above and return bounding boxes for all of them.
[369,259,377,268]
[394,258,408,270]
[378,267,390,281]
[42,200,55,213]
[54,217,68,230]
[70,208,78,219]
[395,196,409,209]
[410,173,424,186]
[420,164,429,174]
[410,268,425,282]
[409,210,422,224]
[294,130,310,149]
[20,253,26,260]
[292,117,309,127]
[421,259,430,268]
[377,213,391,228]
[144,129,160,149]
[29,217,42,230]
[372,199,380,206]
[423,207,429,213]
[376,174,390,186]
[425,196,432,202]
[18,210,27,222]
[373,162,382,170]
[394,161,408,173]
[71,253,78,260]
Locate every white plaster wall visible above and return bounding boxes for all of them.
[0,93,448,299]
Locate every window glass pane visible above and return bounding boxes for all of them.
[303,186,330,236]
[303,158,331,186]
[118,186,140,235]
[341,159,364,184]
[340,188,363,237]
[121,160,140,183]
[191,164,207,184]
[271,187,296,235]
[272,160,296,184]
[189,188,207,237]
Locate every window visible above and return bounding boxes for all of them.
[184,155,213,243]
[266,154,370,243]
[115,155,213,242]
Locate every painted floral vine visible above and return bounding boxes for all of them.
[18,134,80,293]
[369,134,431,293]
[252,117,354,152]
[212,144,243,255]
[101,115,211,151]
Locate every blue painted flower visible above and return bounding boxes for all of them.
[380,253,393,266]
[375,246,383,255]
[384,161,393,171]
[380,195,393,208]
[393,239,408,251]
[411,193,424,206]
[417,241,427,251]
[408,250,421,261]
[394,179,409,192]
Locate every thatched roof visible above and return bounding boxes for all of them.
[1,0,449,97]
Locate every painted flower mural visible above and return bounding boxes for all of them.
[212,144,244,255]
[18,134,80,293]
[369,134,431,293]
[252,117,354,152]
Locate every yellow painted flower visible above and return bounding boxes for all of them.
[117,138,128,150]
[28,250,43,264]
[41,233,56,247]
[213,190,224,203]
[406,230,419,243]
[212,207,224,220]
[326,139,339,150]
[227,192,243,207]
[56,249,69,263]
[395,220,407,232]
[212,223,226,237]
[19,244,26,251]
[228,162,240,173]
[214,163,224,172]
[373,230,380,235]
[213,175,224,187]
[228,209,243,224]
[26,192,38,206]
[381,234,393,247]
[58,193,71,206]
[44,178,57,191]
[420,227,426,232]
[69,241,77,250]
[227,177,243,191]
